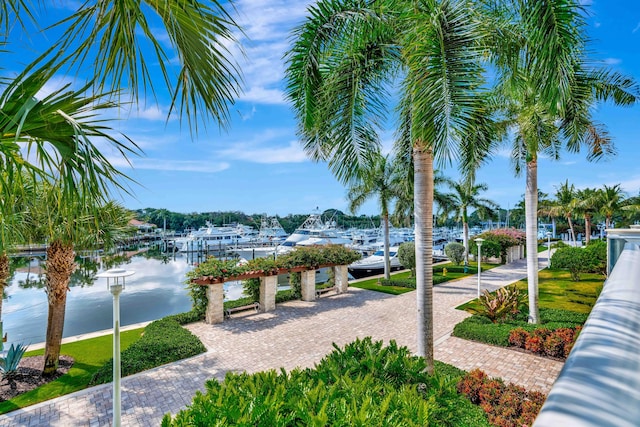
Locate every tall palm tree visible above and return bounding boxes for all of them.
[285,0,489,372]
[26,177,133,376]
[598,184,627,228]
[347,153,401,280]
[549,180,578,245]
[575,187,599,244]
[439,178,498,265]
[489,0,638,323]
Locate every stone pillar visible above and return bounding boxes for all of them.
[260,275,278,312]
[300,269,316,301]
[334,265,349,294]
[205,283,224,324]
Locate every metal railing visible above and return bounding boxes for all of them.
[534,236,640,427]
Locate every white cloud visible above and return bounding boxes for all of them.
[634,22,640,33]
[132,105,166,121]
[239,86,286,104]
[217,137,308,164]
[114,157,230,173]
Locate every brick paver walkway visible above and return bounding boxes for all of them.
[0,252,563,426]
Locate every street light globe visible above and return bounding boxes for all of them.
[474,238,485,246]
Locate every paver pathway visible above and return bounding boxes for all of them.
[0,252,564,426]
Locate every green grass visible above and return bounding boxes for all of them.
[0,328,143,414]
[350,262,500,294]
[457,269,603,314]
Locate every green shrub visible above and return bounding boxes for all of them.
[164,310,203,325]
[551,246,589,280]
[445,242,465,265]
[289,271,302,298]
[90,318,206,385]
[243,277,261,301]
[379,278,416,288]
[162,338,491,427]
[397,241,416,275]
[584,240,607,275]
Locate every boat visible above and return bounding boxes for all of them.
[348,246,403,279]
[226,217,289,260]
[276,212,351,255]
[179,222,254,252]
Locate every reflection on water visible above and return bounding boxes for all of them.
[2,250,247,348]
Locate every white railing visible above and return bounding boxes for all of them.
[534,240,640,426]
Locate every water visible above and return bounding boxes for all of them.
[2,251,247,348]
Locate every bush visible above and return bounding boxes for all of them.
[164,310,203,325]
[379,278,416,288]
[445,242,465,265]
[584,240,607,275]
[550,247,590,280]
[457,369,546,427]
[162,338,491,427]
[475,285,526,323]
[508,328,529,348]
[243,277,261,301]
[397,241,416,275]
[470,229,524,264]
[90,318,206,385]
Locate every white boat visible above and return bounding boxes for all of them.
[179,222,254,252]
[226,217,289,260]
[276,212,351,255]
[348,246,403,279]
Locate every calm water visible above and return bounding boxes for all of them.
[2,251,247,348]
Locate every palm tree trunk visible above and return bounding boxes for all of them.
[383,212,391,280]
[414,145,434,374]
[0,253,8,347]
[584,215,591,245]
[43,240,75,376]
[0,253,8,321]
[462,214,469,265]
[567,215,576,245]
[525,159,540,324]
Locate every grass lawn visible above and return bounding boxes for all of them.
[349,261,500,294]
[456,268,604,314]
[0,328,144,415]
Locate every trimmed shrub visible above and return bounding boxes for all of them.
[508,328,529,348]
[584,240,607,275]
[524,336,544,354]
[445,242,465,265]
[379,278,416,289]
[397,241,416,276]
[90,318,206,385]
[164,310,203,325]
[457,369,546,427]
[550,246,589,280]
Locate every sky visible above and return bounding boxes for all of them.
[10,1,640,218]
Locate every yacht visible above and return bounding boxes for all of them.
[276,212,351,255]
[348,246,403,279]
[179,222,254,252]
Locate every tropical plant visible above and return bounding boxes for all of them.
[574,188,599,244]
[475,285,526,323]
[284,0,491,373]
[0,342,28,383]
[347,153,402,280]
[549,180,579,245]
[25,177,133,376]
[597,184,627,228]
[487,0,638,324]
[438,178,498,265]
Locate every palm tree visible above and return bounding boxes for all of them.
[549,180,578,245]
[575,187,599,244]
[439,178,498,265]
[285,0,489,372]
[26,177,133,376]
[598,184,627,228]
[347,153,401,280]
[489,0,638,323]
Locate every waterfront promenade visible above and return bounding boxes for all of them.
[0,252,563,426]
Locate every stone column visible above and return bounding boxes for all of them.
[300,269,316,301]
[260,275,278,312]
[205,283,224,324]
[334,265,349,294]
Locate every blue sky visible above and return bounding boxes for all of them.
[13,1,640,217]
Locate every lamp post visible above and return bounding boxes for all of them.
[474,238,484,299]
[546,231,552,269]
[96,268,135,427]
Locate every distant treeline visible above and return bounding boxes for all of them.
[134,208,385,234]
